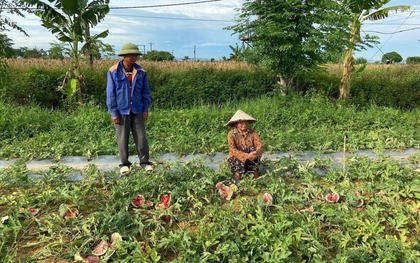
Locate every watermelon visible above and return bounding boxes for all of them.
[263,193,273,203]
[156,194,171,209]
[131,195,145,208]
[28,208,39,216]
[59,204,79,218]
[356,199,364,207]
[218,186,233,201]
[139,242,147,254]
[92,240,108,256]
[84,255,99,263]
[145,200,154,207]
[63,208,79,219]
[110,232,122,250]
[325,192,340,203]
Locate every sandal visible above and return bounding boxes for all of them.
[120,166,130,176]
[143,164,154,173]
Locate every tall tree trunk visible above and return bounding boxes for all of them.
[339,48,353,99]
[71,40,82,104]
[85,27,93,67]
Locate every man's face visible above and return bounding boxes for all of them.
[123,54,139,65]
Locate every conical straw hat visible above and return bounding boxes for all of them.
[225,110,257,127]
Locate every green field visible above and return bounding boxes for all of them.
[1,61,420,262]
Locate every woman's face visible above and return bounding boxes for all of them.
[236,121,249,132]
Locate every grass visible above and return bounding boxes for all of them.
[1,154,420,262]
[1,94,419,161]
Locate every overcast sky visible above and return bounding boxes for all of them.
[3,0,420,61]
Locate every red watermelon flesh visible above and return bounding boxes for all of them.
[84,255,99,263]
[63,208,79,219]
[156,194,171,209]
[325,192,340,203]
[28,208,39,216]
[92,240,108,256]
[161,194,171,208]
[131,195,145,208]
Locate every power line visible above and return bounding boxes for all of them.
[369,2,420,60]
[110,0,221,9]
[364,26,420,34]
[2,0,222,10]
[110,13,233,22]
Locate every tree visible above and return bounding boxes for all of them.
[338,0,410,99]
[226,0,349,90]
[81,41,114,60]
[228,43,244,62]
[48,41,68,59]
[20,0,110,103]
[381,51,402,64]
[0,0,32,35]
[355,57,367,64]
[0,33,16,57]
[143,50,174,61]
[23,47,47,58]
[406,56,420,64]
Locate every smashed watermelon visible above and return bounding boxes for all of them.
[28,208,39,216]
[84,255,99,263]
[131,195,146,208]
[92,240,108,256]
[263,193,273,203]
[59,204,79,219]
[325,192,340,203]
[110,233,122,250]
[156,194,171,209]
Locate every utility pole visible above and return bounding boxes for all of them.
[193,45,196,61]
[148,42,154,52]
[138,44,146,54]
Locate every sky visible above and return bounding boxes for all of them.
[3,0,420,61]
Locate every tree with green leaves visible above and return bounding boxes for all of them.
[0,0,32,35]
[228,43,244,62]
[354,57,368,64]
[406,56,420,64]
[226,0,349,91]
[0,33,16,57]
[20,0,110,103]
[48,41,68,60]
[338,0,410,99]
[381,51,402,64]
[143,50,174,61]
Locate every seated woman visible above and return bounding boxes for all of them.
[225,110,264,182]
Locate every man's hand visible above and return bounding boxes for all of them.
[143,112,148,121]
[111,116,120,124]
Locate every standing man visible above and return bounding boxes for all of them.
[106,43,153,175]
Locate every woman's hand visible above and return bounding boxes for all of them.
[248,151,258,161]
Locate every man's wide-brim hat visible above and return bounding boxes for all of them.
[225,110,257,127]
[118,43,142,56]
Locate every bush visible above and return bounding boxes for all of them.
[4,66,62,108]
[406,56,420,64]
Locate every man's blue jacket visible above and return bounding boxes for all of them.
[106,61,151,117]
